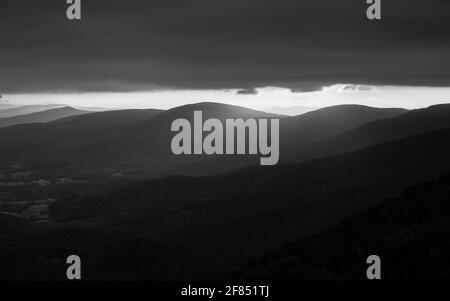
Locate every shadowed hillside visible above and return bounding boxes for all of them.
[1,127,450,280]
[0,220,199,280]
[280,104,406,147]
[233,173,450,280]
[0,103,409,179]
[0,214,37,279]
[0,103,280,178]
[284,103,450,163]
[47,128,450,279]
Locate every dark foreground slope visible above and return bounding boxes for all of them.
[0,214,37,280]
[45,128,450,279]
[0,220,199,280]
[1,128,450,280]
[233,173,450,281]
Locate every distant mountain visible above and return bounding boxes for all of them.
[82,102,283,176]
[144,102,281,124]
[233,173,450,280]
[5,102,450,180]
[280,105,407,148]
[0,107,89,128]
[120,102,282,154]
[51,108,164,132]
[0,104,67,119]
[0,103,18,111]
[285,103,450,163]
[50,128,450,279]
[267,106,317,116]
[0,102,280,177]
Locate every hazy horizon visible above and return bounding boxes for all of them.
[2,84,450,115]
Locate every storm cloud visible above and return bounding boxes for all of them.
[1,0,450,93]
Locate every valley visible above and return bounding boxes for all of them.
[1,102,450,280]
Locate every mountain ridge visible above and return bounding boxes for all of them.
[284,103,450,163]
[0,107,90,128]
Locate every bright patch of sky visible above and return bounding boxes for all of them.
[3,84,450,116]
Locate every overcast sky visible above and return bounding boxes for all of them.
[1,0,450,95]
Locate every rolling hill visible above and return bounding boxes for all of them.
[283,103,450,163]
[0,104,67,119]
[49,127,450,279]
[0,103,281,177]
[51,108,164,132]
[280,104,407,147]
[0,107,90,128]
[0,103,411,179]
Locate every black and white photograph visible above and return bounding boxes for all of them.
[1,0,450,287]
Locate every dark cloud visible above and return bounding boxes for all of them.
[1,0,450,93]
[237,88,258,95]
